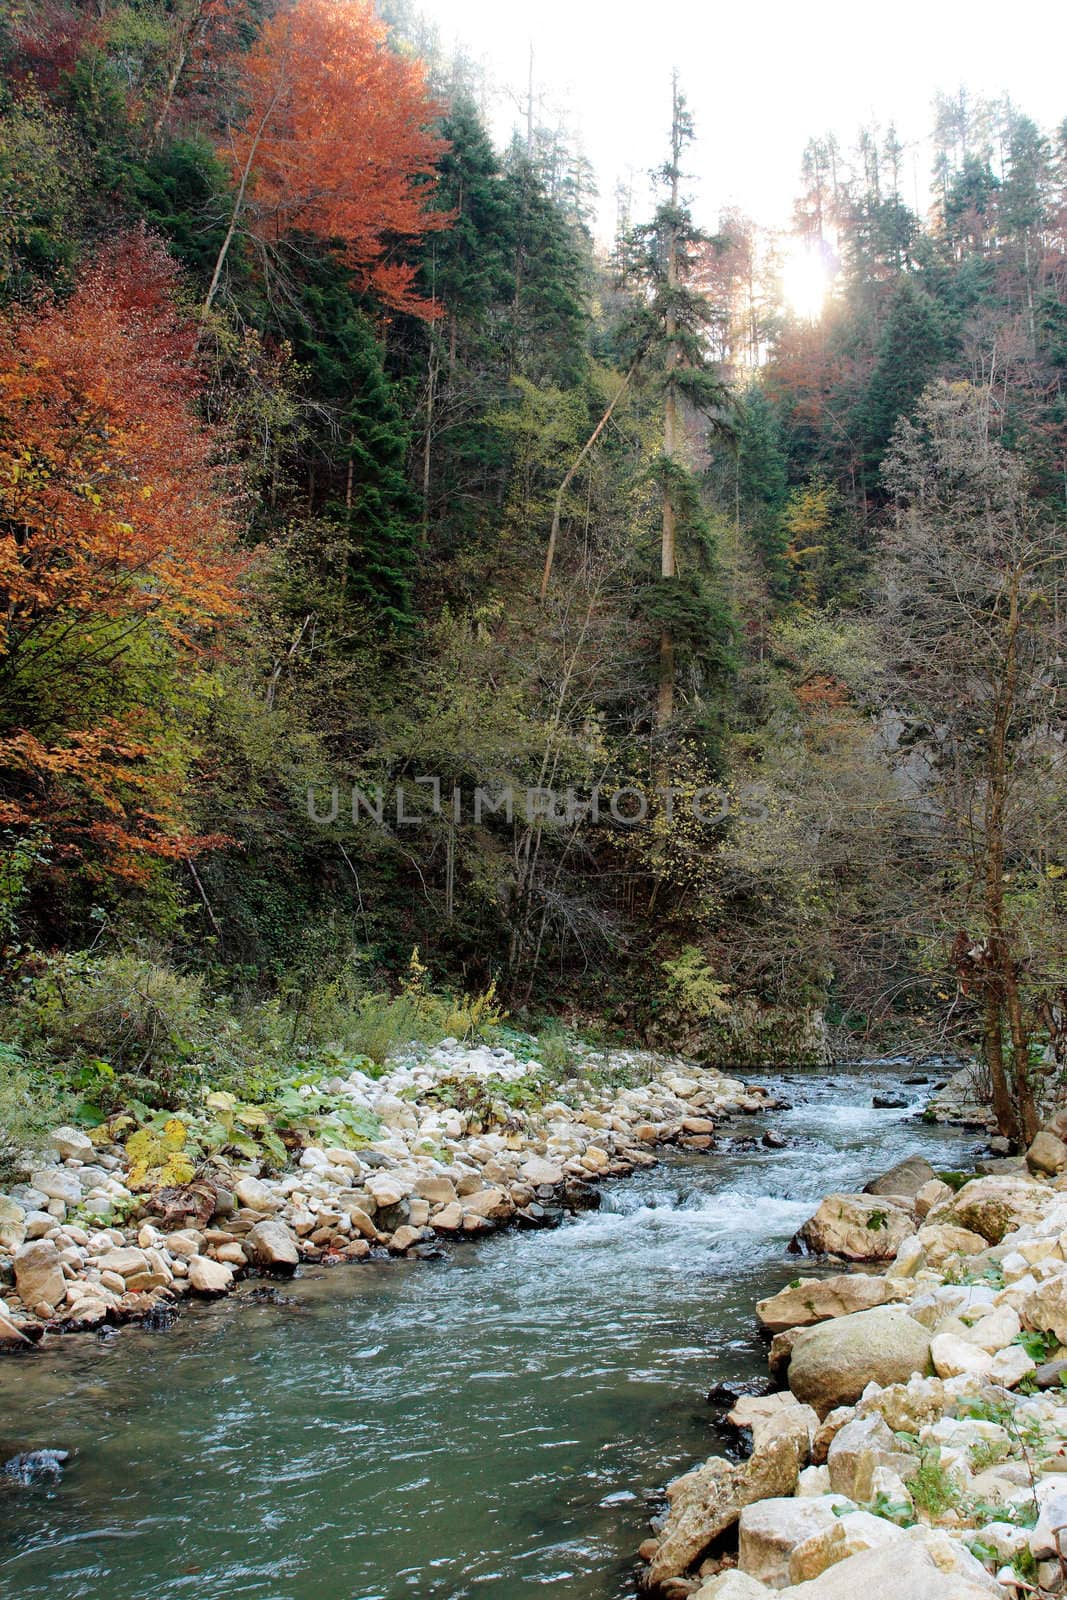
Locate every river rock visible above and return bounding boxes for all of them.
[1028,1131,1067,1177]
[164,1229,203,1259]
[826,1413,915,1501]
[0,1309,31,1346]
[864,1156,938,1199]
[914,1179,953,1219]
[96,1247,150,1279]
[234,1176,282,1213]
[48,1126,94,1162]
[245,1220,299,1271]
[738,1495,851,1587]
[960,1303,1020,1352]
[1022,1271,1067,1343]
[796,1194,915,1262]
[693,1575,772,1599]
[1028,1488,1067,1559]
[787,1307,933,1416]
[3,1449,69,1485]
[365,1173,411,1208]
[727,1393,812,1446]
[776,1533,1000,1597]
[346,1205,379,1240]
[188,1255,233,1294]
[913,1223,988,1269]
[29,1168,81,1205]
[13,1240,65,1311]
[431,1202,464,1231]
[988,1344,1035,1387]
[415,1176,457,1205]
[930,1332,994,1379]
[518,1156,564,1186]
[0,1197,26,1252]
[740,1495,904,1587]
[645,1420,806,1585]
[756,1274,889,1333]
[461,1186,511,1220]
[938,1174,1050,1244]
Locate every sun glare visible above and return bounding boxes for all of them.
[781,242,831,322]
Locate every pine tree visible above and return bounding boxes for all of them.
[621,76,733,726]
[858,277,946,469]
[283,252,420,628]
[735,387,790,592]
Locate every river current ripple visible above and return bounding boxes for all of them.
[0,1066,978,1600]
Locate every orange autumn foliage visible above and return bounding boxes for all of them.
[0,231,243,881]
[225,0,449,318]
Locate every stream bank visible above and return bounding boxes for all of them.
[639,1082,1067,1598]
[0,1067,975,1600]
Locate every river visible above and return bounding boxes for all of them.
[0,1065,978,1600]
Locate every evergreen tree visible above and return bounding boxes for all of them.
[501,145,590,388]
[283,252,420,628]
[735,387,790,592]
[858,277,946,469]
[621,76,734,726]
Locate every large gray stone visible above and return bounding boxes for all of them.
[13,1239,65,1310]
[756,1274,888,1334]
[245,1220,299,1271]
[645,1420,806,1585]
[938,1174,1049,1244]
[796,1194,915,1262]
[787,1307,933,1417]
[779,1531,1000,1597]
[863,1156,938,1199]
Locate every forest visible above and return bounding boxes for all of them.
[0,0,1065,1149]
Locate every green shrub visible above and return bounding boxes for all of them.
[0,1041,70,1182]
[4,951,286,1113]
[2,946,507,1123]
[533,1020,583,1078]
[316,949,504,1065]
[908,1447,958,1518]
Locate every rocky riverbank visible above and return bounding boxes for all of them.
[638,1106,1067,1599]
[0,1040,771,1346]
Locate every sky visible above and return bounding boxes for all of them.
[420,0,1067,241]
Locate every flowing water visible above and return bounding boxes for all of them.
[0,1067,978,1600]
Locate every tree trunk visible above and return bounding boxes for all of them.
[983,985,1016,1142]
[199,85,285,327]
[983,569,1036,1145]
[422,336,438,543]
[540,359,638,599]
[149,0,206,150]
[657,80,682,728]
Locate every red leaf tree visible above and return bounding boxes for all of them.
[0,231,242,885]
[205,0,449,321]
